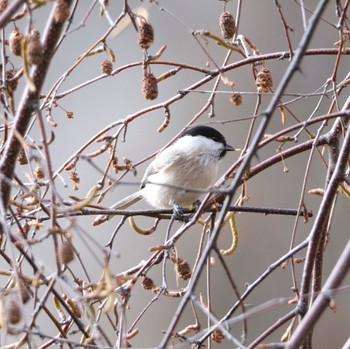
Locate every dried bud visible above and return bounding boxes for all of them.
[256,68,273,93]
[176,258,192,281]
[219,11,236,39]
[6,71,19,92]
[34,166,45,179]
[54,0,70,24]
[6,300,22,325]
[17,148,28,165]
[293,257,305,264]
[65,111,74,118]
[138,20,154,49]
[0,0,8,13]
[142,73,158,100]
[58,241,75,265]
[229,92,242,106]
[141,276,155,290]
[101,59,113,75]
[18,280,30,304]
[308,188,324,196]
[69,170,80,190]
[26,30,43,65]
[9,28,24,56]
[211,328,225,343]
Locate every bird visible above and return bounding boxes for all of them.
[93,125,235,225]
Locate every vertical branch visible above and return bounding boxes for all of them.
[0,1,74,229]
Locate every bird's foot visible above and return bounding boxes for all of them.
[192,199,202,212]
[173,203,184,220]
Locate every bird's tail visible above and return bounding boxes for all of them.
[92,191,143,226]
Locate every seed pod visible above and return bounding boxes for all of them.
[34,166,45,179]
[9,28,24,56]
[229,92,242,106]
[6,71,19,93]
[142,72,158,100]
[101,59,113,75]
[176,258,192,281]
[211,329,225,343]
[137,20,154,49]
[18,280,30,304]
[256,68,273,93]
[6,300,22,325]
[26,30,43,65]
[141,276,155,290]
[219,11,236,39]
[17,148,28,165]
[58,241,74,265]
[54,0,70,24]
[0,0,8,13]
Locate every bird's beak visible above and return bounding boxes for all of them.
[225,144,236,151]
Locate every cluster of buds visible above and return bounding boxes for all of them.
[211,328,225,343]
[175,257,192,281]
[256,67,273,93]
[34,166,45,179]
[26,30,43,65]
[142,72,158,100]
[17,148,28,165]
[229,92,242,106]
[137,18,154,49]
[58,241,75,265]
[5,300,22,325]
[101,59,113,75]
[0,0,7,12]
[54,0,70,24]
[6,70,19,93]
[219,11,236,39]
[9,28,24,56]
[141,276,155,291]
[69,170,80,190]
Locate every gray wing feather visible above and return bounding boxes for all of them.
[92,190,143,226]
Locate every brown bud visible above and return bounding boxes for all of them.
[54,0,70,24]
[69,170,80,184]
[26,30,43,65]
[211,328,225,343]
[176,258,192,281]
[141,276,155,290]
[6,300,22,325]
[58,241,75,265]
[9,28,24,56]
[0,0,8,13]
[18,280,31,304]
[308,188,324,196]
[142,73,158,100]
[219,11,236,39]
[34,166,45,179]
[6,70,19,93]
[17,148,28,165]
[229,92,242,106]
[138,20,154,49]
[256,68,273,93]
[101,59,113,75]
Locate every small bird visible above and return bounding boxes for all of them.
[93,125,234,225]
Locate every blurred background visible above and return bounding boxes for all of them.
[1,1,349,348]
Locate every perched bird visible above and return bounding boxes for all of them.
[93,125,234,225]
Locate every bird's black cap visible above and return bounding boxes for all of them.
[181,125,234,157]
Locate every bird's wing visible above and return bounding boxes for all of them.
[92,190,143,226]
[140,149,186,188]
